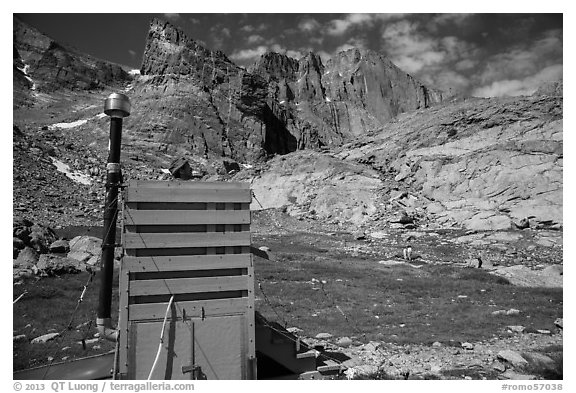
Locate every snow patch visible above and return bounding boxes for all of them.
[279,100,286,104]
[50,158,92,185]
[241,163,253,169]
[129,69,141,76]
[48,119,89,130]
[18,63,37,91]
[325,97,331,102]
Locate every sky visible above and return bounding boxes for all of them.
[13,11,564,98]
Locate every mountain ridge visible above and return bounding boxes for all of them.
[12,17,563,233]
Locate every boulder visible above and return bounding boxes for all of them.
[461,342,474,350]
[521,352,558,373]
[336,336,353,348]
[466,258,482,268]
[13,217,33,242]
[554,318,563,329]
[31,332,60,344]
[222,159,241,174]
[507,325,525,333]
[49,239,70,253]
[15,246,39,267]
[369,231,387,240]
[315,332,333,340]
[514,217,530,229]
[68,236,101,264]
[497,350,529,369]
[13,237,26,258]
[28,224,58,253]
[344,364,379,379]
[169,157,193,180]
[13,219,57,253]
[37,254,84,276]
[13,334,27,343]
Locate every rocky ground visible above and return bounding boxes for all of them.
[250,210,562,380]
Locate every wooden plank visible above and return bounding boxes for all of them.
[124,231,251,249]
[246,259,257,362]
[128,180,250,190]
[129,297,249,320]
[125,202,250,211]
[119,270,130,375]
[124,209,250,225]
[123,254,252,272]
[317,360,343,372]
[126,188,251,203]
[129,275,249,296]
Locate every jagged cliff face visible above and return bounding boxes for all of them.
[249,49,444,149]
[128,19,443,162]
[243,94,562,231]
[13,17,130,96]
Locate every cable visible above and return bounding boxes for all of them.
[147,295,174,380]
[257,281,288,327]
[13,291,27,304]
[319,281,365,338]
[251,190,264,209]
[38,193,120,379]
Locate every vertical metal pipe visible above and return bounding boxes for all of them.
[97,93,130,340]
[97,117,122,321]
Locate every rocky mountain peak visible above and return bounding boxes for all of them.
[533,79,563,97]
[250,52,300,82]
[141,18,238,81]
[13,16,130,95]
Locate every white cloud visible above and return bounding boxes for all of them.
[128,49,136,57]
[247,34,265,44]
[221,28,231,38]
[163,13,180,20]
[475,28,562,87]
[229,46,269,62]
[382,21,444,73]
[326,13,376,36]
[241,23,268,33]
[423,70,471,94]
[472,64,563,97]
[229,43,304,63]
[455,59,476,71]
[316,50,332,64]
[427,13,473,31]
[298,17,321,32]
[381,20,479,77]
[286,49,304,60]
[334,37,368,54]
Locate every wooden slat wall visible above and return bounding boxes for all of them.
[118,180,256,378]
